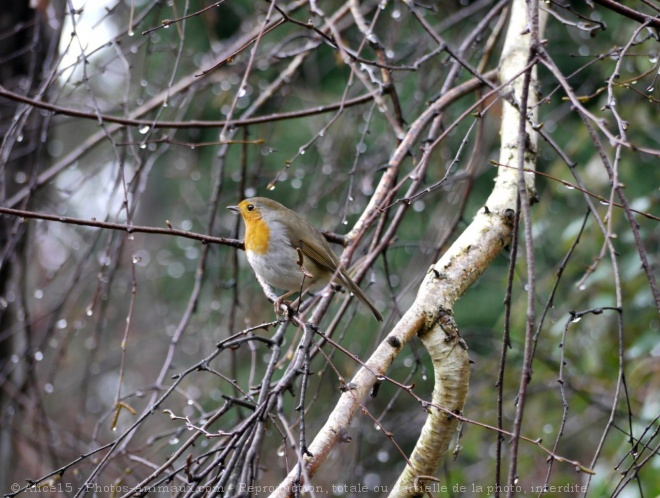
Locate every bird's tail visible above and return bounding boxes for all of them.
[339,272,383,322]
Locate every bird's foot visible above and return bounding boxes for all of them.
[274,298,294,319]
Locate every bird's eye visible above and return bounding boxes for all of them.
[247,204,254,211]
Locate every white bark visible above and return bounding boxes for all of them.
[269,1,546,496]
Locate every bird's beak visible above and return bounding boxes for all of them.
[227,205,239,213]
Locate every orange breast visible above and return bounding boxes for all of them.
[244,217,270,255]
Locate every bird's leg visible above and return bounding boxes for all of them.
[273,290,295,318]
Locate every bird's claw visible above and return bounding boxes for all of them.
[274,299,294,319]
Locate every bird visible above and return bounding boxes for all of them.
[228,197,383,322]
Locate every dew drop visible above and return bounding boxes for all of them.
[14,171,27,184]
[139,125,150,134]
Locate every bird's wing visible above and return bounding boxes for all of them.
[297,237,338,273]
[285,219,383,321]
[284,221,339,273]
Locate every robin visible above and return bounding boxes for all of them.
[228,197,383,322]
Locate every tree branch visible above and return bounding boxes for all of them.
[591,0,660,28]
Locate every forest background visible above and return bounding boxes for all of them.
[0,0,659,496]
